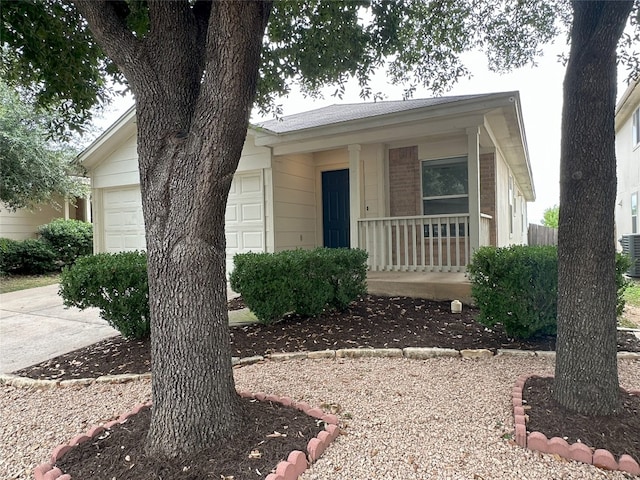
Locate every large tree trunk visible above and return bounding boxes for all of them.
[75,0,272,458]
[554,0,632,416]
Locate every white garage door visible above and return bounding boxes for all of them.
[103,187,146,252]
[225,171,265,275]
[101,172,265,272]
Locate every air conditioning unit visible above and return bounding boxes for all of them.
[620,234,640,277]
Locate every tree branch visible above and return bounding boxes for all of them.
[73,1,143,81]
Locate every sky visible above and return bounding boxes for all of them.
[92,39,631,226]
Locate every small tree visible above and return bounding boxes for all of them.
[541,205,559,228]
[0,81,88,211]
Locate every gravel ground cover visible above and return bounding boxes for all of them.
[2,356,638,480]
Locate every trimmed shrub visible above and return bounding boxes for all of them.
[468,245,630,339]
[59,252,150,339]
[230,248,368,324]
[0,238,57,274]
[230,251,296,324]
[0,237,20,274]
[38,219,93,266]
[319,248,368,309]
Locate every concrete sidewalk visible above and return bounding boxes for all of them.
[0,284,257,374]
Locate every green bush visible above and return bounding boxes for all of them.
[230,248,368,324]
[468,245,630,339]
[0,237,20,273]
[230,251,296,323]
[616,254,632,317]
[38,219,93,266]
[59,252,150,339]
[0,238,58,274]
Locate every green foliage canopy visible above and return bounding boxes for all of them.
[1,0,120,135]
[0,81,88,211]
[2,0,566,128]
[542,204,560,228]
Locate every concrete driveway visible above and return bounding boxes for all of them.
[0,284,257,375]
[0,284,118,374]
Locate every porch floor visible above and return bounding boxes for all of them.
[366,271,472,305]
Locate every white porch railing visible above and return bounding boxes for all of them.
[358,214,472,272]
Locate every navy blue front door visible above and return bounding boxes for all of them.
[322,169,350,248]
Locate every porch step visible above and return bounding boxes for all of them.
[366,271,472,305]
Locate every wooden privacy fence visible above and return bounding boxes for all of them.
[528,223,558,246]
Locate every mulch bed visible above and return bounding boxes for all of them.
[13,295,640,381]
[13,294,640,478]
[523,376,640,465]
[56,398,325,480]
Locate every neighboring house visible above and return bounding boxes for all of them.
[615,78,640,241]
[79,92,534,285]
[0,196,90,241]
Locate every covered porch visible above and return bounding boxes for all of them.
[357,213,492,273]
[366,271,472,305]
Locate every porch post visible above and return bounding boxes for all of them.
[84,192,92,223]
[348,144,362,248]
[467,126,481,252]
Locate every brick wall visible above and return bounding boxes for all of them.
[389,146,420,216]
[479,153,496,246]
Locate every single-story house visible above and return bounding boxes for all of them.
[79,92,534,300]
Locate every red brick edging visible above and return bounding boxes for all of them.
[513,374,640,476]
[33,392,340,480]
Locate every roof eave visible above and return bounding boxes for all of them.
[253,92,521,146]
[78,106,137,170]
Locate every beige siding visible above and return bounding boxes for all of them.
[361,144,384,218]
[237,135,272,172]
[0,204,63,240]
[417,135,467,161]
[0,193,89,241]
[92,134,139,189]
[494,150,528,246]
[272,153,316,251]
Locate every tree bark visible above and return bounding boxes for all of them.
[554,0,632,416]
[75,0,272,458]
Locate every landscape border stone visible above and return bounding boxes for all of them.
[32,392,340,480]
[1,348,638,390]
[512,374,640,476]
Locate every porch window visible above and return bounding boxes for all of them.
[422,157,468,237]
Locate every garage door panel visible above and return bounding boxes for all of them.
[103,187,146,253]
[239,174,261,193]
[242,232,264,249]
[240,203,262,222]
[225,204,239,222]
[226,231,239,249]
[225,171,265,276]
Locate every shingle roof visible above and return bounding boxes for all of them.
[256,94,494,134]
